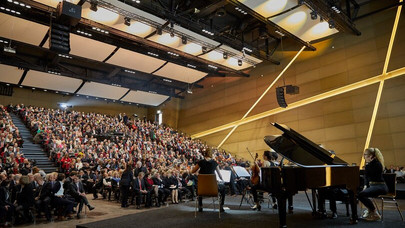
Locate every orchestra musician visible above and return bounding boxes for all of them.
[359,148,388,221]
[192,148,225,212]
[250,150,277,211]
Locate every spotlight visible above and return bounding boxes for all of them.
[238,59,242,66]
[181,36,187,44]
[157,26,162,35]
[215,7,226,17]
[259,26,269,40]
[170,29,174,37]
[90,1,98,12]
[223,52,228,59]
[124,17,131,26]
[329,20,335,29]
[310,11,317,20]
[202,46,207,53]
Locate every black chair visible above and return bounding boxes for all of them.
[372,173,404,221]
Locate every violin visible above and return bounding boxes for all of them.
[247,148,260,186]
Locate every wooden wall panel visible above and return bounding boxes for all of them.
[159,7,405,166]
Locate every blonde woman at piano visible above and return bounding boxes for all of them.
[358,148,388,221]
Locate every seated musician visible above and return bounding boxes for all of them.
[359,147,388,221]
[192,148,225,212]
[251,150,277,211]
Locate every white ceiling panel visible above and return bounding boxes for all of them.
[147,32,182,48]
[22,70,82,93]
[82,2,120,26]
[122,90,169,106]
[269,5,338,42]
[153,63,207,83]
[32,0,80,8]
[77,82,128,100]
[0,13,48,46]
[69,34,116,61]
[0,64,23,84]
[240,0,297,18]
[113,18,154,38]
[106,48,166,73]
[200,51,252,70]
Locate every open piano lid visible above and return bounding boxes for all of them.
[264,123,348,167]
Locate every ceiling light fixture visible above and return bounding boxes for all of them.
[238,59,243,66]
[156,26,162,35]
[223,52,228,59]
[124,17,131,26]
[90,0,98,12]
[181,36,187,44]
[329,20,335,29]
[310,11,317,20]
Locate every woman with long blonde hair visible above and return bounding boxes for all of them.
[358,147,388,221]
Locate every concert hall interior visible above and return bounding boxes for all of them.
[0,0,404,227]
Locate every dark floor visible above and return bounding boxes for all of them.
[77,192,405,228]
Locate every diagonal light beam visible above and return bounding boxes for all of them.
[360,0,403,168]
[217,46,306,148]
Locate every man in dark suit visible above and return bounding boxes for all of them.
[134,161,148,178]
[35,173,53,221]
[52,173,75,220]
[133,172,150,209]
[66,172,95,218]
[0,176,14,226]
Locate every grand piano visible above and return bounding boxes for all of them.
[262,123,359,228]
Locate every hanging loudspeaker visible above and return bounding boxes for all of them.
[276,87,287,108]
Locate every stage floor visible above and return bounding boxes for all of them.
[76,192,405,228]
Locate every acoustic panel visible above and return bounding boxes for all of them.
[121,90,169,106]
[77,82,128,100]
[0,13,48,46]
[22,70,82,93]
[106,48,166,73]
[240,0,297,18]
[0,64,24,84]
[269,5,338,42]
[153,63,207,83]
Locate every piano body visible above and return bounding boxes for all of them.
[262,123,359,227]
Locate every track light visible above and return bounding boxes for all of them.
[170,29,174,37]
[223,52,228,59]
[238,59,242,66]
[202,46,207,53]
[310,11,317,20]
[124,17,131,26]
[329,20,335,29]
[157,26,162,35]
[90,1,98,12]
[181,36,187,44]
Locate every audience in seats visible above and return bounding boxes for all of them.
[0,103,250,226]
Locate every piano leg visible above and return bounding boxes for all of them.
[349,190,358,224]
[277,194,287,228]
[311,189,317,215]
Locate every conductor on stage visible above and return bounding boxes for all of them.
[192,148,226,212]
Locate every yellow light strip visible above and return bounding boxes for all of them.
[383,0,403,75]
[360,81,385,168]
[360,0,403,168]
[191,67,405,139]
[217,46,306,148]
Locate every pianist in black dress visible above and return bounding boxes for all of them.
[192,148,226,212]
[358,147,388,221]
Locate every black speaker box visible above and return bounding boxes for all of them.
[57,1,82,26]
[276,87,287,108]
